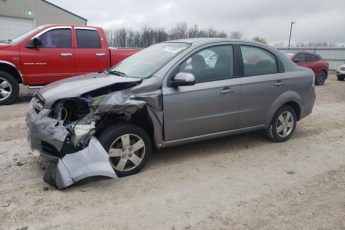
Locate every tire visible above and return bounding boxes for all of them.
[337,76,344,81]
[315,71,327,85]
[266,105,297,142]
[98,122,152,177]
[0,71,19,105]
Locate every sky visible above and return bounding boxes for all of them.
[49,0,345,45]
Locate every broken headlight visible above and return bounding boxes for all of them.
[50,98,90,125]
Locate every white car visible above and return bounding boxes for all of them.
[336,64,345,81]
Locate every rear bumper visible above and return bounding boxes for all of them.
[300,88,316,120]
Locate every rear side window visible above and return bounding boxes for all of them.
[294,53,306,62]
[39,28,71,48]
[306,54,320,62]
[76,29,101,48]
[240,46,278,76]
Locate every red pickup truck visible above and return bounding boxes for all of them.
[0,24,139,105]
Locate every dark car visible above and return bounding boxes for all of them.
[285,51,329,85]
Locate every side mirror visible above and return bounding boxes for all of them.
[26,37,42,48]
[293,58,300,63]
[169,72,196,87]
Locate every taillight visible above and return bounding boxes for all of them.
[312,72,315,88]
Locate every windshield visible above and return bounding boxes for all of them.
[7,26,44,44]
[109,42,191,78]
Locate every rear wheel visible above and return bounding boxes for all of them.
[0,71,19,105]
[266,106,297,142]
[315,71,327,85]
[98,122,152,177]
[337,76,344,81]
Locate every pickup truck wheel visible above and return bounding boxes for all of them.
[337,76,344,81]
[0,71,19,105]
[315,71,326,85]
[266,105,297,142]
[98,122,152,177]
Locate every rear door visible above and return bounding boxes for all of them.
[74,28,110,75]
[294,53,310,68]
[20,27,75,84]
[163,44,241,141]
[238,45,289,128]
[305,53,320,74]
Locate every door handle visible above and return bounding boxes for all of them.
[61,53,73,57]
[96,53,106,56]
[274,80,286,86]
[220,87,235,94]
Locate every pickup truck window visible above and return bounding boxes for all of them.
[39,28,72,48]
[76,29,101,48]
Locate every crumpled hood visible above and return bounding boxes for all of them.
[39,72,142,108]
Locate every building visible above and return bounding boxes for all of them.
[0,0,87,41]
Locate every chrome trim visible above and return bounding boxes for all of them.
[96,53,106,56]
[75,27,97,31]
[32,26,72,39]
[28,86,43,89]
[60,53,73,57]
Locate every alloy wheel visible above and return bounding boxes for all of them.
[108,134,146,172]
[0,77,12,102]
[317,72,326,85]
[276,111,294,138]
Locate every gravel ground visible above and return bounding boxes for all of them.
[0,74,345,230]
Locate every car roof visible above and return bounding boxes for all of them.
[291,50,321,57]
[166,38,248,45]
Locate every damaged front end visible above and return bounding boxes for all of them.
[26,78,149,189]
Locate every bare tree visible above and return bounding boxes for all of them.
[229,31,243,39]
[170,22,188,40]
[252,36,267,44]
[188,24,199,38]
[105,22,242,48]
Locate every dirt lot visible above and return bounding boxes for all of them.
[1,74,345,230]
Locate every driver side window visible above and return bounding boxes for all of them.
[179,45,233,83]
[39,28,72,48]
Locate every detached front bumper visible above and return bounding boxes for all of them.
[26,99,117,189]
[26,101,68,161]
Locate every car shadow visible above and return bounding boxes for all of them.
[146,130,272,170]
[16,93,35,103]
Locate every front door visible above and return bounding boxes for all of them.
[20,27,75,85]
[163,45,241,141]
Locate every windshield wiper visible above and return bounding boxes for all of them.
[108,70,128,78]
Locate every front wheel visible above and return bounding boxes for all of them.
[0,71,19,105]
[337,76,344,81]
[98,122,152,177]
[315,71,327,85]
[266,106,297,142]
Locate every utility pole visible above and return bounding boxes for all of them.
[288,21,296,49]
